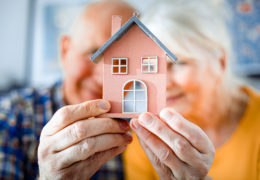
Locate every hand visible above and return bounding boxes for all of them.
[38,99,132,180]
[130,108,215,180]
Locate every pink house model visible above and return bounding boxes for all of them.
[91,15,177,118]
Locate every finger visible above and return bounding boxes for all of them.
[130,118,186,179]
[138,137,175,180]
[138,113,203,167]
[54,132,132,169]
[59,145,127,178]
[51,118,130,151]
[160,108,214,154]
[42,99,111,136]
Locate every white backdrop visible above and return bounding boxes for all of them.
[0,0,30,91]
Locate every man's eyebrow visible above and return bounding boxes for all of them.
[91,48,98,54]
[83,48,98,56]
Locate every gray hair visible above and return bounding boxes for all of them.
[141,0,244,97]
[142,0,231,62]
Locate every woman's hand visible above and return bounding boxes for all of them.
[38,99,132,180]
[130,108,215,180]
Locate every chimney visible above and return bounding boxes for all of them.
[111,15,122,36]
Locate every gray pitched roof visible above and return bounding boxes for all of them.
[90,15,178,63]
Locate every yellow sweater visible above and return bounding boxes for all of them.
[123,88,260,180]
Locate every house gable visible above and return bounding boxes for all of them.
[90,16,177,63]
[91,15,176,118]
[104,24,165,75]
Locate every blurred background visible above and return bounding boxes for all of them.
[0,0,259,94]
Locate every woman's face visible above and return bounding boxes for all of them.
[166,54,223,118]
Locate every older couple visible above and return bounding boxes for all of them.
[0,0,259,179]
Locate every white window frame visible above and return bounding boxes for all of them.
[122,79,147,114]
[141,56,158,73]
[111,58,128,74]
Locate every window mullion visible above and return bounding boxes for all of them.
[119,59,121,73]
[148,61,150,72]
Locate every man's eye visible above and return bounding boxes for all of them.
[91,49,98,55]
[84,48,98,58]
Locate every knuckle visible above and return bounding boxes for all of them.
[71,122,86,140]
[105,119,116,130]
[154,156,164,167]
[174,117,184,130]
[159,148,172,162]
[38,143,50,161]
[49,158,60,171]
[168,134,177,145]
[56,107,71,122]
[154,123,164,134]
[81,138,95,155]
[191,136,200,147]
[198,162,209,177]
[85,102,96,116]
[175,138,189,154]
[110,134,124,146]
[143,131,153,142]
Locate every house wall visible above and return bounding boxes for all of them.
[103,24,167,116]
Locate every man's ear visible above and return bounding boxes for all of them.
[60,35,71,64]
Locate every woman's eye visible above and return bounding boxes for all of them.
[176,61,187,65]
[167,60,188,71]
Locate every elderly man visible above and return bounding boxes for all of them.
[0,1,134,179]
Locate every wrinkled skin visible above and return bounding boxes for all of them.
[38,100,132,180]
[38,1,134,179]
[39,0,218,178]
[131,109,215,180]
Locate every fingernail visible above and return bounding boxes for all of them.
[124,132,133,142]
[139,113,153,125]
[98,100,110,110]
[160,109,173,121]
[119,120,130,131]
[131,118,140,129]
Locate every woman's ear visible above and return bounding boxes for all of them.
[60,35,71,64]
[211,48,227,83]
[219,48,227,73]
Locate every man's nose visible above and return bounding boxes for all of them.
[93,63,103,80]
[166,70,176,90]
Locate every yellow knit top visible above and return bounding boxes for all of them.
[123,87,260,180]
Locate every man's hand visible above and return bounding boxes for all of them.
[130,108,215,180]
[38,99,132,179]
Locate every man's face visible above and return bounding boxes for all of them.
[61,15,110,104]
[61,3,134,105]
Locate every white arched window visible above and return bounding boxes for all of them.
[122,79,147,113]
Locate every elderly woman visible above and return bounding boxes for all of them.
[125,0,260,179]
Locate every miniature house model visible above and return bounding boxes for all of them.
[91,15,177,118]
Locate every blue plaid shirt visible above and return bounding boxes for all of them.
[0,82,124,180]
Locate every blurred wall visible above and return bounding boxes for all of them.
[0,0,31,92]
[0,0,259,94]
